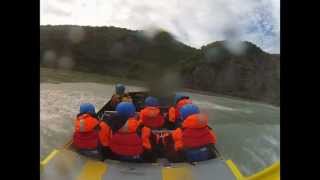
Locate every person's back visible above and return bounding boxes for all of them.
[73,103,102,159]
[108,102,154,162]
[168,93,193,127]
[138,96,167,158]
[109,118,144,159]
[168,104,217,162]
[139,96,165,129]
[98,119,112,159]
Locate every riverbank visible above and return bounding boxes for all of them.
[41,67,279,107]
[40,67,146,87]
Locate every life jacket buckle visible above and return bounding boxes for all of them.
[200,147,208,152]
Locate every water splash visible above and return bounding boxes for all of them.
[145,70,183,98]
[68,26,85,44]
[40,83,111,158]
[192,100,253,114]
[141,26,162,40]
[109,42,125,58]
[42,50,57,67]
[223,40,248,55]
[58,56,75,70]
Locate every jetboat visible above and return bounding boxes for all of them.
[40,91,280,180]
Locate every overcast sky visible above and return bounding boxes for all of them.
[40,0,280,53]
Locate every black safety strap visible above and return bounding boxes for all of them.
[136,124,143,137]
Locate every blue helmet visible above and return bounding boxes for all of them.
[116,102,136,119]
[180,104,200,120]
[115,84,125,95]
[145,96,159,107]
[80,103,95,114]
[174,92,189,105]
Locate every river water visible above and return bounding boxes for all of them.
[40,82,279,176]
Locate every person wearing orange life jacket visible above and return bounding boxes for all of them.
[73,103,103,159]
[97,118,112,160]
[139,96,165,129]
[108,102,154,162]
[100,84,133,112]
[138,96,168,158]
[167,104,217,162]
[110,84,133,108]
[168,93,193,127]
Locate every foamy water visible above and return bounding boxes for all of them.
[40,83,144,159]
[192,100,253,114]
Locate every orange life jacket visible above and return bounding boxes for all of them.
[168,99,192,123]
[109,118,151,156]
[73,113,100,150]
[172,114,216,151]
[111,93,133,106]
[98,121,112,147]
[139,106,164,129]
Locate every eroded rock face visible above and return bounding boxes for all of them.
[182,41,280,105]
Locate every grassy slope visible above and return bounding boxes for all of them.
[40,67,146,87]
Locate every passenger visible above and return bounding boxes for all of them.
[168,93,193,127]
[72,103,103,159]
[111,84,132,108]
[108,102,154,162]
[138,96,166,158]
[139,96,165,129]
[166,104,217,162]
[98,119,112,160]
